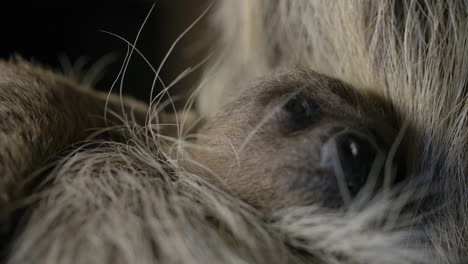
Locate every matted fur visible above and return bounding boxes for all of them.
[199,0,467,262]
[5,113,429,264]
[1,1,467,264]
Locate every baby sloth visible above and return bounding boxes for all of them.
[192,71,405,211]
[0,61,412,263]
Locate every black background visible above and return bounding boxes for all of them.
[0,0,209,102]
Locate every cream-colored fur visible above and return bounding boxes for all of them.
[199,1,467,262]
[0,1,466,263]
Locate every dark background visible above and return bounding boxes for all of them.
[0,0,209,102]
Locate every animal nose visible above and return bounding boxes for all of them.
[321,130,379,197]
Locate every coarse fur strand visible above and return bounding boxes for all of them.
[1,1,466,264]
[5,115,431,264]
[199,0,467,262]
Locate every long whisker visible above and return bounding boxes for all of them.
[147,2,213,111]
[118,3,157,122]
[104,45,131,125]
[384,119,409,190]
[145,3,214,153]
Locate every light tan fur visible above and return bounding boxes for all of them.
[192,70,403,211]
[0,0,466,263]
[199,0,467,262]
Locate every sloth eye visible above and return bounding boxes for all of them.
[284,96,308,116]
[281,95,321,132]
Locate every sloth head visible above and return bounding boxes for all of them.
[191,71,406,211]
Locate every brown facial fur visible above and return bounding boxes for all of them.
[0,60,402,227]
[192,71,402,211]
[0,61,406,262]
[0,58,197,240]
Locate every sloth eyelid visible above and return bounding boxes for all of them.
[283,96,309,115]
[279,95,322,132]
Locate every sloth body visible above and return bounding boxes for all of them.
[0,59,408,264]
[0,0,467,263]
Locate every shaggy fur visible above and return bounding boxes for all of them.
[0,1,466,264]
[199,0,467,262]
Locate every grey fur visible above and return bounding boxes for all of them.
[199,0,467,262]
[0,0,466,263]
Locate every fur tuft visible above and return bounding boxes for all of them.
[3,1,466,263]
[198,0,467,262]
[7,123,432,263]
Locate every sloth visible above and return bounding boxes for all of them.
[191,70,405,211]
[0,60,407,264]
[196,0,467,262]
[0,60,435,264]
[1,0,467,263]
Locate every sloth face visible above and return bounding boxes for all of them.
[193,71,404,211]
